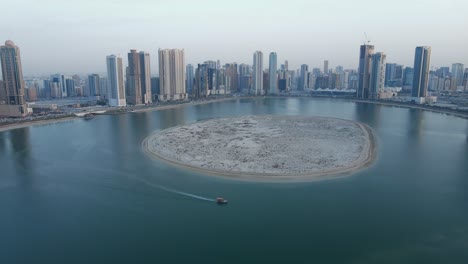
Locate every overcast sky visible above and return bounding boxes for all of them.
[1,0,467,76]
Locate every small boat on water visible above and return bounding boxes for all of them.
[216,197,228,205]
[83,113,95,120]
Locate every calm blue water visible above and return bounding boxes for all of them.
[1,98,467,263]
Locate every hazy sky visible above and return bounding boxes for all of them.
[1,0,467,76]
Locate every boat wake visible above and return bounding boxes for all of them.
[134,176,215,202]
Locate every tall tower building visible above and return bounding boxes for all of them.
[412,46,431,98]
[238,64,251,93]
[106,55,126,107]
[269,52,277,94]
[87,74,100,96]
[139,52,152,104]
[357,44,375,99]
[284,60,289,71]
[0,40,27,116]
[369,52,386,100]
[299,64,309,90]
[324,60,329,74]
[451,63,464,88]
[252,51,263,95]
[224,63,238,94]
[158,49,186,101]
[127,50,142,105]
[186,64,194,95]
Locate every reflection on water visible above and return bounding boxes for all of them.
[354,102,381,127]
[407,108,425,142]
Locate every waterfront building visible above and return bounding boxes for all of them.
[269,52,277,94]
[369,52,386,99]
[252,51,263,95]
[87,74,100,97]
[158,49,186,101]
[106,55,126,107]
[451,63,464,88]
[65,78,76,97]
[140,51,152,104]
[225,63,238,94]
[186,64,194,95]
[412,46,431,98]
[127,49,142,105]
[357,44,375,99]
[299,64,309,90]
[238,64,251,93]
[324,60,329,74]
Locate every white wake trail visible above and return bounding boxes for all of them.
[134,176,215,202]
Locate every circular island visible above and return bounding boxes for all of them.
[142,115,376,181]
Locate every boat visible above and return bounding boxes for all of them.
[83,113,95,120]
[216,197,228,205]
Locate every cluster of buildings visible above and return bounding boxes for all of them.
[1,39,467,117]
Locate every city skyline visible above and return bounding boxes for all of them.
[1,0,467,75]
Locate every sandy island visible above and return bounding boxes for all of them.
[142,115,377,181]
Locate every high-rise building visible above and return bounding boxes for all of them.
[369,52,386,99]
[139,51,152,104]
[158,49,186,101]
[195,63,209,98]
[357,44,375,99]
[412,46,431,98]
[65,78,76,97]
[151,77,160,99]
[463,69,468,91]
[127,50,142,105]
[238,64,251,93]
[100,77,108,99]
[299,64,309,90]
[403,67,414,89]
[87,74,100,97]
[324,60,329,74]
[225,63,238,94]
[451,63,464,88]
[284,60,289,71]
[186,64,194,95]
[0,80,5,102]
[50,74,66,97]
[252,51,263,95]
[269,52,277,94]
[106,55,126,107]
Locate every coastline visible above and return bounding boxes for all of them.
[141,117,377,182]
[0,116,78,132]
[1,95,466,133]
[0,97,238,132]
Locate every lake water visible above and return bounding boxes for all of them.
[1,98,467,263]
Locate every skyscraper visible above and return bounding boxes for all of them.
[412,46,431,98]
[87,74,100,97]
[324,60,329,74]
[106,55,126,107]
[50,74,66,97]
[158,49,186,101]
[369,52,386,99]
[238,64,251,93]
[269,52,277,94]
[299,64,309,90]
[127,49,142,105]
[224,63,238,94]
[451,63,464,88]
[357,44,374,99]
[139,51,152,104]
[186,64,194,95]
[252,51,263,95]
